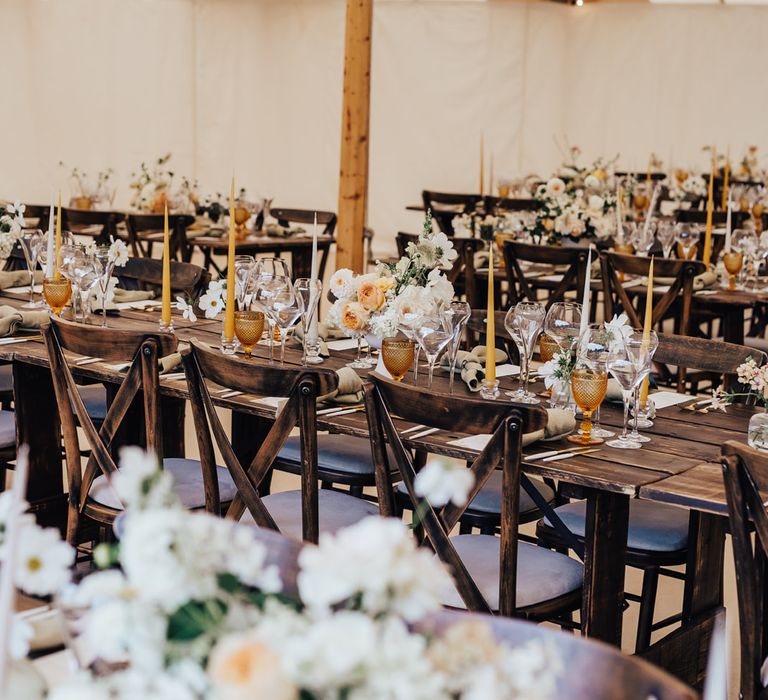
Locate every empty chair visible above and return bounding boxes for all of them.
[421,191,481,235]
[483,195,539,214]
[43,316,235,544]
[116,257,210,299]
[125,213,196,261]
[182,340,379,544]
[271,208,337,280]
[365,373,582,618]
[62,208,125,245]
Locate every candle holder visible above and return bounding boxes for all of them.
[220,333,237,355]
[158,318,174,334]
[480,378,500,400]
[723,251,743,291]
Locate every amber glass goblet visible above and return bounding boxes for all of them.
[382,338,415,382]
[234,310,264,358]
[723,251,743,291]
[539,334,560,363]
[567,367,608,445]
[43,277,72,316]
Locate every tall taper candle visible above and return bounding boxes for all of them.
[161,203,172,328]
[703,158,715,267]
[223,177,237,342]
[722,146,730,211]
[640,256,655,405]
[725,196,732,254]
[485,246,496,382]
[615,185,623,240]
[489,153,494,198]
[579,247,592,339]
[45,197,54,278]
[308,213,319,345]
[479,134,485,197]
[54,192,62,280]
[0,445,30,695]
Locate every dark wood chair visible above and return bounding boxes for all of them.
[421,191,481,235]
[483,196,539,213]
[42,317,235,544]
[600,251,706,390]
[502,240,590,311]
[271,208,337,281]
[538,334,764,654]
[116,257,210,299]
[365,374,582,618]
[181,340,378,544]
[62,208,125,245]
[721,440,768,700]
[125,213,196,261]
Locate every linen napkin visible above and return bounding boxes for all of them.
[440,346,509,393]
[655,269,718,291]
[113,288,155,303]
[0,270,44,290]
[0,305,49,337]
[264,223,305,238]
[318,367,364,404]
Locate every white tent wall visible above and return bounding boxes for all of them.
[0,0,766,255]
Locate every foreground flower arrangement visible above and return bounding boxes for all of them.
[328,211,456,339]
[47,448,558,699]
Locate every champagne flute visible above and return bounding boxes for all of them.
[627,330,659,444]
[506,302,544,403]
[93,246,115,327]
[442,301,471,394]
[19,229,43,308]
[605,338,642,449]
[294,277,322,366]
[234,255,256,310]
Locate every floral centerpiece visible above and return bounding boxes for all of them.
[47,448,560,699]
[328,211,456,339]
[59,163,115,210]
[0,202,25,260]
[129,153,199,215]
[664,171,707,206]
[735,145,765,183]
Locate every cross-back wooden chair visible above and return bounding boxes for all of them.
[421,191,481,235]
[503,240,590,311]
[538,334,764,654]
[483,196,539,214]
[271,208,336,280]
[181,341,378,544]
[601,252,706,389]
[43,317,235,545]
[62,208,125,245]
[721,440,768,700]
[125,213,196,261]
[116,257,210,299]
[365,374,582,618]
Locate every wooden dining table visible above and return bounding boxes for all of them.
[0,288,743,689]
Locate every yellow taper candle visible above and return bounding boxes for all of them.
[223,176,237,342]
[161,203,172,328]
[640,256,654,405]
[703,158,715,267]
[54,192,62,280]
[479,134,485,197]
[721,146,730,211]
[485,246,496,382]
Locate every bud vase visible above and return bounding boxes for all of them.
[748,409,768,451]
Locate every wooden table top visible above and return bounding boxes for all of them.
[0,287,754,510]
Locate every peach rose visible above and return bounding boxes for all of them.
[357,280,385,311]
[341,301,369,333]
[208,634,296,700]
[374,276,396,293]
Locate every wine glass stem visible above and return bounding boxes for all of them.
[356,336,362,364]
[427,356,435,388]
[621,390,631,439]
[280,334,287,366]
[522,346,531,396]
[632,387,640,435]
[448,358,456,394]
[268,323,275,364]
[581,411,592,443]
[413,346,420,382]
[28,268,35,305]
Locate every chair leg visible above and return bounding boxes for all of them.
[459,521,473,535]
[349,485,363,498]
[635,565,660,653]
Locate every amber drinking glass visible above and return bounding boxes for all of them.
[234,310,265,358]
[539,334,560,363]
[723,251,743,291]
[382,338,415,382]
[567,367,608,445]
[43,277,72,316]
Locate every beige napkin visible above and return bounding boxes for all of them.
[264,223,304,238]
[113,288,155,302]
[655,269,718,291]
[468,345,508,366]
[318,367,364,404]
[160,352,182,374]
[0,270,44,290]
[441,350,484,392]
[0,305,48,337]
[522,408,576,446]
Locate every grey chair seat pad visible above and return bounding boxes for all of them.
[277,434,380,478]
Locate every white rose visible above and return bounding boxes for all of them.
[546,178,566,198]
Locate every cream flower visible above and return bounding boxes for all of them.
[329,268,355,299]
[199,291,224,319]
[546,177,566,197]
[174,296,197,323]
[414,457,475,507]
[14,525,74,596]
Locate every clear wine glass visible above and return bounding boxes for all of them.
[415,315,453,388]
[294,277,322,366]
[93,246,115,327]
[253,272,292,364]
[733,229,759,289]
[674,223,700,260]
[442,301,471,394]
[234,255,256,310]
[605,336,642,450]
[504,311,526,399]
[72,251,100,323]
[656,221,676,259]
[631,221,656,257]
[507,302,544,403]
[544,301,582,352]
[19,229,43,308]
[271,286,303,366]
[626,330,659,445]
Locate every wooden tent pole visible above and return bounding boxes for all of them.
[336,0,372,273]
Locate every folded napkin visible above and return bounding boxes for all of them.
[160,352,182,374]
[0,270,44,290]
[293,322,347,358]
[655,269,718,291]
[441,350,484,392]
[522,408,576,446]
[264,223,305,238]
[467,346,508,366]
[0,305,48,337]
[113,288,155,303]
[318,367,364,405]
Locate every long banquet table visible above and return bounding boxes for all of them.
[0,288,743,689]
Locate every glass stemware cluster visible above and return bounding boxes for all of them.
[505,301,545,403]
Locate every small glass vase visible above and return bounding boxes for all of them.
[748,409,768,451]
[550,377,576,413]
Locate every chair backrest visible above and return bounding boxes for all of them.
[117,257,210,299]
[42,316,178,542]
[721,440,768,700]
[365,373,547,615]
[62,208,125,242]
[421,191,481,235]
[125,213,196,260]
[483,196,539,213]
[271,208,337,279]
[181,340,338,541]
[503,240,590,310]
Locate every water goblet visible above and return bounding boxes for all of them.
[539,334,560,363]
[674,224,700,260]
[19,229,43,308]
[577,323,616,439]
[399,311,424,382]
[544,301,581,352]
[234,310,265,358]
[382,338,415,382]
[723,251,743,291]
[415,317,453,389]
[567,366,608,445]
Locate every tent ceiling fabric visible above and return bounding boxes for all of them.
[2,0,768,252]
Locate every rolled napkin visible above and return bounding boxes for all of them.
[468,345,508,366]
[264,223,304,238]
[0,305,49,337]
[655,269,718,291]
[0,270,44,290]
[159,352,182,374]
[440,350,485,392]
[522,408,576,447]
[113,288,155,303]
